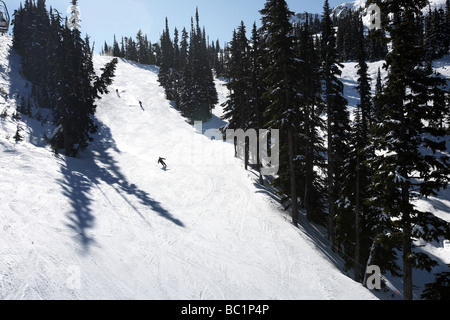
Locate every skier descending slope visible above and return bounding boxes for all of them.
[158,157,167,169]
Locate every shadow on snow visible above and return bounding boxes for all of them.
[59,119,184,253]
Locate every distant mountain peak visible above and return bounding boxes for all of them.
[332,0,448,18]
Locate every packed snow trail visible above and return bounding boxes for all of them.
[88,55,378,300]
[0,36,378,299]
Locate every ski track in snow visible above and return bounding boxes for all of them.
[5,34,440,300]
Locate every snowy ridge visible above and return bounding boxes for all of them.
[0,35,379,300]
[332,0,448,17]
[331,0,448,30]
[293,0,448,31]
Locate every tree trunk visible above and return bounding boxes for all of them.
[288,129,298,227]
[257,133,264,185]
[355,155,361,283]
[245,140,249,171]
[305,105,312,222]
[63,121,75,158]
[327,113,335,251]
[364,236,379,287]
[402,181,413,300]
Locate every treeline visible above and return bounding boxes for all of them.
[424,2,450,60]
[102,31,160,66]
[102,27,226,80]
[158,10,218,121]
[330,0,450,62]
[222,0,450,300]
[12,0,118,157]
[335,8,388,61]
[102,9,223,121]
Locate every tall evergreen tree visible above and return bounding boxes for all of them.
[249,23,267,184]
[321,0,351,250]
[372,0,450,300]
[446,0,450,52]
[222,21,266,172]
[158,18,174,100]
[260,0,303,227]
[12,0,118,157]
[336,16,375,283]
[295,14,326,224]
[184,9,218,121]
[178,27,194,117]
[112,35,121,57]
[222,23,250,131]
[172,27,181,108]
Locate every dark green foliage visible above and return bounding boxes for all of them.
[221,22,267,178]
[336,9,361,62]
[159,18,175,100]
[294,13,327,225]
[260,0,304,226]
[211,39,225,78]
[222,22,251,130]
[371,0,450,300]
[177,10,218,122]
[103,32,157,66]
[154,11,218,122]
[321,0,351,249]
[421,266,450,300]
[424,5,450,61]
[12,0,117,157]
[336,16,376,282]
[14,125,23,142]
[0,107,7,119]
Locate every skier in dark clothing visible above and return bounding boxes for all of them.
[158,157,167,168]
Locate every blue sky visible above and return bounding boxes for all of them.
[5,0,347,52]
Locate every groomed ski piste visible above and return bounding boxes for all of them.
[0,34,449,300]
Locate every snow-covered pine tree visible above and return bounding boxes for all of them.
[335,15,373,283]
[12,0,118,157]
[425,7,438,61]
[178,27,194,117]
[260,0,303,227]
[120,37,125,58]
[372,0,450,300]
[112,35,121,57]
[446,0,450,52]
[336,9,360,62]
[367,6,388,62]
[421,266,450,300]
[14,125,23,142]
[222,22,251,162]
[184,9,217,122]
[176,10,218,122]
[294,14,326,225]
[213,39,225,78]
[249,23,267,185]
[434,7,448,58]
[158,18,174,101]
[126,37,138,62]
[222,21,266,173]
[321,0,351,250]
[171,27,181,108]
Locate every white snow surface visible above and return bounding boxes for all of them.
[333,0,447,14]
[0,36,380,300]
[332,0,448,28]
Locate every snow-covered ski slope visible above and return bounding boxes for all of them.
[0,35,381,300]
